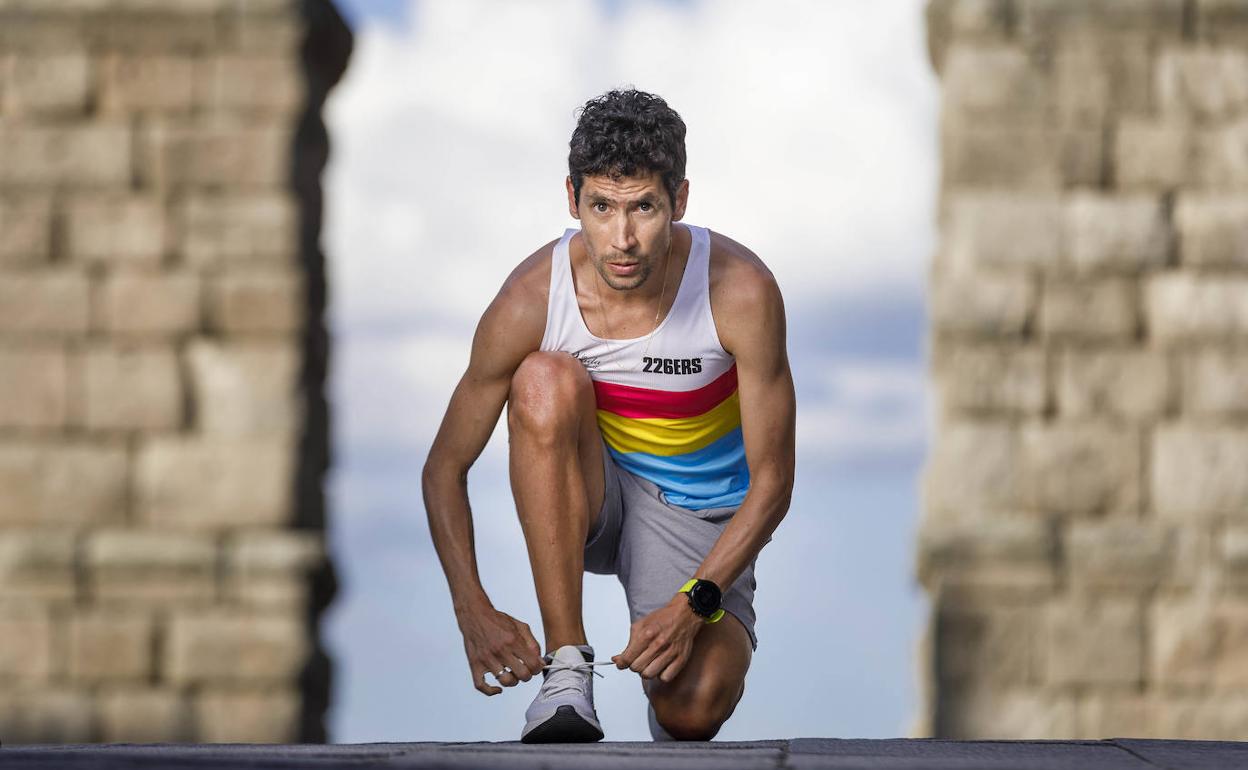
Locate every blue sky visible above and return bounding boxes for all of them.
[321,0,937,742]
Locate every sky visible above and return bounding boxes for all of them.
[321,0,938,742]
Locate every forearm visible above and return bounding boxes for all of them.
[691,470,792,592]
[422,461,492,615]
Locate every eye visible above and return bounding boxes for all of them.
[638,202,652,212]
[593,202,609,213]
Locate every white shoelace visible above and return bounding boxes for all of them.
[539,659,613,699]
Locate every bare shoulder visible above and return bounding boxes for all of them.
[468,238,557,376]
[706,231,785,353]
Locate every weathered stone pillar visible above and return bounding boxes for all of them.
[918,0,1248,739]
[0,0,350,743]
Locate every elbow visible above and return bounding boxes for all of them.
[753,465,793,517]
[421,453,467,498]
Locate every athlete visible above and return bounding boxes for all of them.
[422,88,795,743]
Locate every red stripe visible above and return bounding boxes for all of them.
[593,365,738,419]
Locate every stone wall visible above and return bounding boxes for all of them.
[0,0,349,743]
[918,0,1248,739]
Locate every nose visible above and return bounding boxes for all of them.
[609,212,637,253]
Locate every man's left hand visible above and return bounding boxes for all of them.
[612,595,705,682]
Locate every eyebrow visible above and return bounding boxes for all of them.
[587,192,663,207]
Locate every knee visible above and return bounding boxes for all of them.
[650,680,739,741]
[508,352,592,435]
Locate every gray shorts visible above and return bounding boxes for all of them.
[583,444,759,651]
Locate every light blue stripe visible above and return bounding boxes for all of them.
[607,427,750,510]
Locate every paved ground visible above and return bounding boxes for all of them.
[1,739,1246,769]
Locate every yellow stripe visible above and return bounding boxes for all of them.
[597,391,741,457]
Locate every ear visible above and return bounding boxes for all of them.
[565,176,581,220]
[672,179,690,222]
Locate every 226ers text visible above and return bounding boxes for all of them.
[641,356,703,375]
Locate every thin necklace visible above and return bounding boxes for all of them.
[591,234,673,370]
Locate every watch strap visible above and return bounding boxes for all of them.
[678,579,724,623]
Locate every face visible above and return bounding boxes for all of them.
[566,171,689,292]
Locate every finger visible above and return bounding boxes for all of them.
[630,639,665,674]
[473,667,502,696]
[641,648,678,680]
[505,651,534,682]
[513,622,545,674]
[658,651,689,683]
[616,627,649,668]
[485,657,520,688]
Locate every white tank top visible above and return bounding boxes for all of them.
[539,223,750,510]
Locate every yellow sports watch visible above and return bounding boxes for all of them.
[679,578,725,623]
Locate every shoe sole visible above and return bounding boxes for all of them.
[521,705,604,744]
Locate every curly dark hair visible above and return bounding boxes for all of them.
[568,88,687,207]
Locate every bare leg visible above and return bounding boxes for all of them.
[507,352,606,654]
[644,612,753,740]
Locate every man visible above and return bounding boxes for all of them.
[422,88,795,743]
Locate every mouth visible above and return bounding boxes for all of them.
[606,262,639,277]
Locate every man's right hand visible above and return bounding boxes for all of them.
[457,604,545,696]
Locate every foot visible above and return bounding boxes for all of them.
[520,644,605,743]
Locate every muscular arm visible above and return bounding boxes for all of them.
[421,249,549,614]
[693,239,796,593]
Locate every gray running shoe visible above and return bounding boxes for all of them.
[520,644,605,743]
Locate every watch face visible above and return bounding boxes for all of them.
[689,581,721,615]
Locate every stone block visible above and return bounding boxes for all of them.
[929,269,1035,338]
[165,610,307,684]
[0,346,67,429]
[224,574,308,609]
[1039,279,1139,341]
[82,345,183,432]
[225,530,323,575]
[1067,519,1200,591]
[1044,598,1143,685]
[1218,524,1248,591]
[99,688,193,743]
[922,421,1021,516]
[1058,349,1171,419]
[86,529,216,604]
[1175,195,1248,268]
[933,345,1047,416]
[1066,193,1171,275]
[1182,348,1248,416]
[68,610,152,681]
[0,530,75,601]
[1016,0,1185,39]
[1154,427,1248,519]
[1075,693,1155,739]
[181,192,298,264]
[229,14,306,53]
[1153,694,1248,740]
[139,118,291,190]
[65,196,166,264]
[942,45,1050,120]
[1194,119,1248,188]
[98,54,194,114]
[0,271,90,335]
[1054,35,1155,124]
[195,689,300,743]
[942,193,1064,273]
[1157,47,1248,122]
[185,340,300,437]
[934,605,1040,686]
[0,441,128,526]
[1153,600,1248,687]
[941,121,1103,189]
[1195,0,1248,44]
[1147,274,1248,342]
[936,688,1078,739]
[0,198,52,265]
[1019,423,1141,515]
[135,438,294,529]
[2,53,90,116]
[918,513,1055,597]
[94,270,201,336]
[1114,118,1194,189]
[0,123,130,187]
[208,270,303,334]
[199,55,303,114]
[0,604,51,682]
[0,690,94,744]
